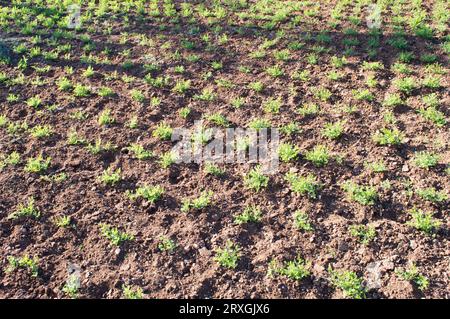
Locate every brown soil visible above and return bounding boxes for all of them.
[0,0,449,299]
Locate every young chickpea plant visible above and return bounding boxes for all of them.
[122,285,144,299]
[29,125,53,139]
[8,197,40,220]
[125,115,139,130]
[394,77,417,94]
[195,88,215,101]
[234,205,262,225]
[328,70,344,81]
[392,62,412,74]
[231,97,245,109]
[416,187,448,204]
[73,84,91,97]
[82,66,94,78]
[100,224,134,246]
[412,151,439,169]
[268,256,311,281]
[278,142,300,162]
[266,65,284,77]
[305,145,330,167]
[158,236,177,253]
[127,185,164,204]
[331,56,348,68]
[292,70,310,82]
[159,152,176,168]
[263,97,282,114]
[279,122,301,136]
[86,139,116,154]
[25,155,51,174]
[322,121,344,139]
[383,109,397,125]
[181,191,214,212]
[41,172,67,183]
[179,107,191,119]
[244,166,269,192]
[204,113,230,127]
[248,81,264,93]
[204,162,225,177]
[372,128,404,146]
[57,77,72,91]
[0,114,8,127]
[127,143,153,160]
[312,87,332,101]
[248,118,271,131]
[70,110,88,121]
[0,151,21,169]
[328,266,367,299]
[53,215,72,228]
[418,107,446,127]
[152,122,173,140]
[293,210,314,232]
[99,167,122,186]
[6,255,39,277]
[352,89,374,102]
[214,241,240,269]
[130,89,145,103]
[395,264,429,292]
[98,87,115,97]
[285,172,320,199]
[407,208,441,235]
[362,61,383,71]
[98,108,115,126]
[364,160,387,173]
[342,181,378,206]
[191,127,213,145]
[349,224,376,245]
[26,96,42,109]
[172,79,191,94]
[383,93,403,107]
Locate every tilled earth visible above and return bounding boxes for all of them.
[0,0,449,298]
